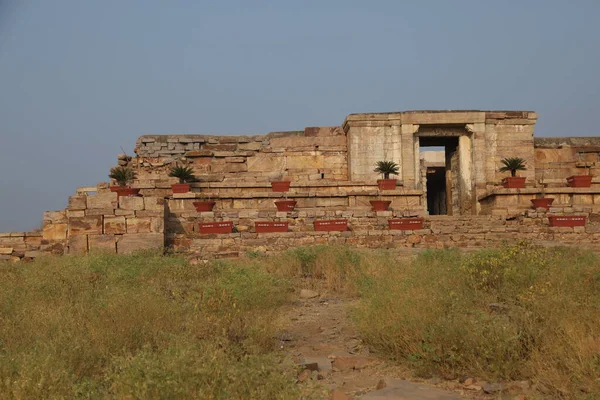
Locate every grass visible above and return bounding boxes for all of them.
[352,242,600,398]
[0,251,318,399]
[2,243,600,399]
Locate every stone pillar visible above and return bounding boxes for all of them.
[400,124,419,188]
[458,135,473,214]
[466,123,487,214]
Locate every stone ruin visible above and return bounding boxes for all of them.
[4,110,600,261]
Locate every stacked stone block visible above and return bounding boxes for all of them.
[131,127,348,198]
[66,192,165,254]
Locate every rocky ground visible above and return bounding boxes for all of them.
[278,289,533,400]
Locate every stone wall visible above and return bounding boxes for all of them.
[176,209,600,260]
[65,192,165,255]
[534,137,600,186]
[130,127,348,198]
[0,232,43,261]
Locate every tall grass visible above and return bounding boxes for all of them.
[352,242,600,398]
[0,251,312,399]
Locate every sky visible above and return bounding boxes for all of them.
[1,0,599,231]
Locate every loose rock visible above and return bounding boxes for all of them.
[300,289,319,299]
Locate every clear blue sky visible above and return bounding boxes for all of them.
[1,0,599,231]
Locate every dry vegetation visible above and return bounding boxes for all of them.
[1,243,600,399]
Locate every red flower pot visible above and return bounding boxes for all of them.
[274,200,296,211]
[255,221,289,233]
[388,218,424,230]
[193,201,216,212]
[502,177,526,188]
[566,175,592,188]
[531,198,554,210]
[198,221,233,234]
[377,179,397,190]
[271,181,291,192]
[110,186,141,199]
[548,215,586,227]
[313,219,348,232]
[370,200,391,211]
[171,183,191,193]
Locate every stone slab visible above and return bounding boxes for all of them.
[68,195,87,210]
[359,379,460,399]
[68,216,102,236]
[88,234,116,253]
[116,233,164,254]
[87,192,118,209]
[119,196,145,211]
[104,216,126,235]
[42,223,68,241]
[68,235,88,255]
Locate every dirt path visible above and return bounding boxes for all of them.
[279,292,489,399]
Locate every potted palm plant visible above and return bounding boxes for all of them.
[374,160,399,190]
[500,157,527,188]
[168,165,195,193]
[109,166,140,198]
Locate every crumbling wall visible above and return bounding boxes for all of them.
[128,127,348,197]
[65,192,165,254]
[534,137,600,186]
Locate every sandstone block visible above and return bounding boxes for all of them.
[68,235,88,255]
[119,196,145,210]
[68,196,87,210]
[43,211,67,223]
[0,248,12,255]
[126,217,152,233]
[69,216,102,236]
[238,142,262,151]
[85,208,115,216]
[87,192,118,209]
[67,210,85,218]
[247,155,285,173]
[115,209,136,216]
[210,163,247,173]
[104,216,126,234]
[43,223,68,241]
[117,233,164,254]
[88,234,116,253]
[144,197,166,211]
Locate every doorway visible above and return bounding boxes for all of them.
[419,136,459,215]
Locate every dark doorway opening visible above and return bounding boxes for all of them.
[419,136,459,216]
[426,167,446,215]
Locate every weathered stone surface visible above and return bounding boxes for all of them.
[331,356,380,372]
[117,233,164,254]
[361,378,460,399]
[119,196,145,211]
[126,217,152,233]
[44,211,67,223]
[144,197,165,211]
[300,289,319,299]
[88,234,116,253]
[0,248,13,255]
[67,210,85,218]
[68,235,88,255]
[87,192,118,209]
[68,216,102,236]
[247,155,285,173]
[43,223,68,241]
[104,216,126,234]
[68,196,87,210]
